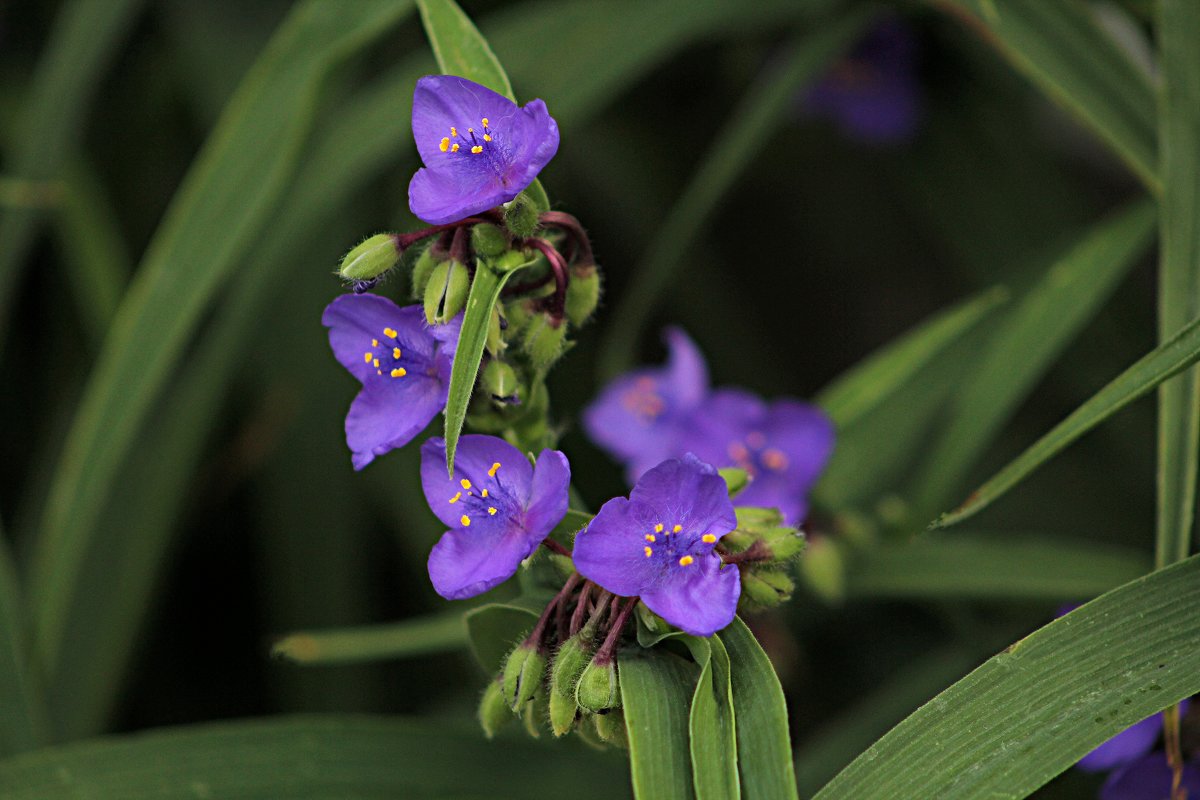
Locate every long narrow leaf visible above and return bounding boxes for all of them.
[622,649,698,800]
[273,613,467,666]
[0,525,46,755]
[686,636,739,800]
[417,0,514,98]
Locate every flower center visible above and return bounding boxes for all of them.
[727,431,789,476]
[435,118,511,184]
[362,326,412,380]
[641,521,718,567]
[447,461,505,527]
[621,377,665,420]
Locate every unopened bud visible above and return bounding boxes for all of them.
[478,677,513,738]
[565,265,601,327]
[409,247,438,300]
[719,468,750,498]
[550,628,598,734]
[800,536,845,603]
[494,248,535,274]
[576,657,620,713]
[423,259,470,324]
[524,314,568,372]
[741,569,795,610]
[482,360,520,405]
[594,708,628,749]
[736,506,785,533]
[504,193,540,239]
[471,222,509,258]
[502,643,547,709]
[338,233,400,282]
[522,684,548,738]
[504,299,535,341]
[760,526,806,561]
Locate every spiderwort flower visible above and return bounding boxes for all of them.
[409,75,560,225]
[682,389,835,526]
[420,434,570,600]
[574,454,740,637]
[323,294,460,470]
[1073,699,1198,800]
[582,328,709,481]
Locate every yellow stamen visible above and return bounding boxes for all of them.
[481,489,489,498]
[702,534,717,544]
[654,523,664,533]
[450,127,457,137]
[481,117,489,127]
[488,507,497,515]
[460,479,472,489]
[644,546,653,558]
[373,358,380,368]
[679,555,694,567]
[488,462,501,477]
[468,127,474,133]
[450,143,460,153]
[390,367,406,378]
[460,515,471,527]
[449,492,461,503]
[384,327,397,339]
[762,448,789,471]
[393,347,402,359]
[439,137,450,152]
[673,524,683,533]
[372,339,379,346]
[470,145,483,154]
[483,134,492,142]
[363,352,372,363]
[645,534,656,542]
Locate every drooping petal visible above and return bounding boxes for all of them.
[662,327,709,410]
[420,435,533,528]
[640,554,740,637]
[427,518,538,600]
[504,97,559,194]
[1077,713,1163,772]
[323,295,436,385]
[1099,752,1200,800]
[409,165,517,226]
[628,454,736,540]
[411,75,520,165]
[346,377,446,470]
[574,496,665,597]
[524,449,571,536]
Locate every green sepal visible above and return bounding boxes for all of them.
[719,468,750,498]
[423,259,469,324]
[576,657,620,713]
[740,569,795,611]
[478,676,514,739]
[409,246,439,300]
[471,222,508,258]
[485,303,506,356]
[594,708,629,749]
[338,233,401,281]
[523,314,568,372]
[481,359,519,404]
[501,643,546,709]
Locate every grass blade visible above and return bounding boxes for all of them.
[622,648,698,800]
[814,553,1200,799]
[687,636,739,800]
[272,612,467,667]
[417,0,514,99]
[0,523,47,755]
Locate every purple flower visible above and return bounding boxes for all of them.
[804,17,921,144]
[323,294,461,470]
[682,389,834,526]
[583,328,709,481]
[1077,713,1167,773]
[408,75,559,224]
[420,434,570,600]
[574,454,740,637]
[1099,752,1200,800]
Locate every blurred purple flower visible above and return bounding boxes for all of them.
[420,435,570,600]
[805,17,921,145]
[408,75,559,224]
[1099,752,1200,800]
[583,328,709,481]
[323,294,461,470]
[574,454,740,637]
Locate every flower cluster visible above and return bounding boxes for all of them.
[584,327,835,526]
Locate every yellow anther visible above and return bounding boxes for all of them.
[390,368,406,378]
[762,448,789,471]
[364,352,373,363]
[654,523,664,533]
[373,358,380,368]
[645,534,656,543]
[644,546,654,558]
[372,339,379,346]
[450,143,460,153]
[481,117,489,127]
[488,507,497,515]
[460,514,471,527]
[488,462,501,477]
[376,369,382,375]
[483,134,492,142]
[460,479,472,489]
[393,347,402,359]
[450,127,457,137]
[449,492,461,503]
[470,145,483,154]
[481,489,489,498]
[439,137,450,152]
[679,555,694,567]
[384,327,397,339]
[468,127,474,133]
[702,534,717,544]
[673,524,683,533]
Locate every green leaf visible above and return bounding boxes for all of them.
[417,0,514,99]
[27,0,416,673]
[0,526,47,756]
[0,715,618,799]
[941,0,1159,192]
[813,553,1200,799]
[1154,0,1200,570]
[272,612,467,667]
[935,309,1200,528]
[912,199,1156,516]
[444,267,514,472]
[463,602,540,671]
[622,648,699,800]
[598,11,874,378]
[816,287,1008,429]
[686,635,739,800]
[721,618,797,800]
[0,0,145,339]
[844,535,1150,600]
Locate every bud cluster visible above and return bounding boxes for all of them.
[719,506,807,613]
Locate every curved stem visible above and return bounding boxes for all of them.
[523,237,568,320]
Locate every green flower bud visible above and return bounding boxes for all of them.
[478,677,514,739]
[502,643,547,709]
[735,506,786,533]
[523,314,568,372]
[504,192,540,239]
[482,360,520,405]
[494,248,535,274]
[409,247,439,300]
[471,222,509,258]
[594,708,628,749]
[423,259,470,324]
[486,304,506,356]
[574,714,607,751]
[761,526,806,561]
[338,233,401,282]
[564,264,601,327]
[719,467,750,498]
[741,569,795,610]
[576,657,620,713]
[800,536,845,603]
[522,683,548,739]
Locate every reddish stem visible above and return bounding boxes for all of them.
[541,537,572,558]
[721,540,772,566]
[524,573,581,653]
[593,597,637,666]
[538,211,594,264]
[395,216,491,250]
[522,237,568,320]
[569,581,595,636]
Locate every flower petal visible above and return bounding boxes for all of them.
[1077,712,1164,773]
[427,519,537,600]
[524,449,571,537]
[735,475,809,528]
[420,435,533,528]
[411,75,520,166]
[574,496,664,597]
[640,554,740,637]
[628,454,737,540]
[764,400,836,490]
[346,377,445,470]
[323,295,435,384]
[408,165,515,225]
[499,97,559,198]
[1100,752,1200,800]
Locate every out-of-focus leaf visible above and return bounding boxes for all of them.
[622,648,698,800]
[598,11,873,379]
[273,612,467,666]
[935,310,1200,528]
[814,553,1200,799]
[0,715,618,799]
[938,0,1158,192]
[845,535,1150,599]
[912,199,1156,516]
[464,602,540,671]
[417,0,514,98]
[721,618,798,800]
[0,0,145,339]
[686,635,739,800]
[0,525,46,755]
[27,0,417,675]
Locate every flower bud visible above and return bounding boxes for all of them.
[522,683,548,739]
[409,246,438,300]
[548,629,597,736]
[338,233,400,282]
[523,314,568,372]
[800,536,845,603]
[478,677,513,739]
[423,259,470,324]
[486,304,506,356]
[564,264,601,327]
[504,193,540,239]
[482,360,520,405]
[471,222,509,258]
[594,708,629,749]
[493,248,535,274]
[719,468,750,498]
[735,506,786,533]
[760,526,806,561]
[576,657,620,713]
[741,569,795,610]
[502,642,547,709]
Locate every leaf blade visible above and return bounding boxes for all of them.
[622,648,699,800]
[417,0,515,99]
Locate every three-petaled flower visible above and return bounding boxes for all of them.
[574,454,740,637]
[323,294,461,470]
[420,434,570,600]
[409,75,560,225]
